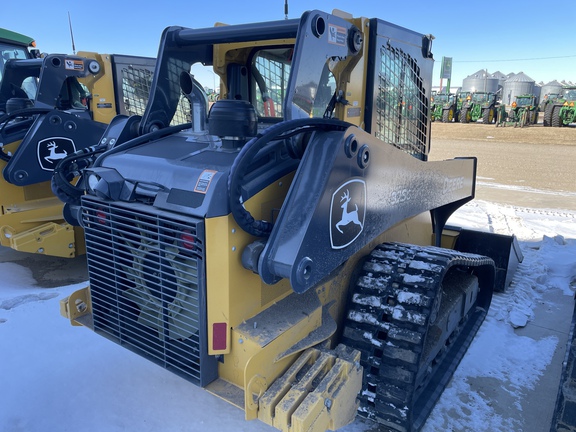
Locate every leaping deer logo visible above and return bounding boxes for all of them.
[335,189,363,234]
[44,141,68,163]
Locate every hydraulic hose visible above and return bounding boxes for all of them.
[51,144,107,205]
[52,122,194,205]
[227,117,351,237]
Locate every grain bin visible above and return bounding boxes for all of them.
[502,72,535,106]
[461,69,499,93]
[541,80,563,98]
[533,83,541,100]
[491,71,507,94]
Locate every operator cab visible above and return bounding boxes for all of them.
[0,58,40,115]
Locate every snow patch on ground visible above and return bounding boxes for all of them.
[0,200,575,432]
[477,181,576,198]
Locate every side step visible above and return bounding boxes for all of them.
[258,344,363,432]
[5,221,82,257]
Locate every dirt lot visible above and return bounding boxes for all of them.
[429,121,576,211]
[431,121,576,146]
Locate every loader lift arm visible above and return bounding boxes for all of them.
[232,122,478,294]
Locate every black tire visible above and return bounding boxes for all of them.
[543,103,554,127]
[442,107,454,123]
[551,105,563,127]
[460,108,469,123]
[539,102,547,112]
[482,107,495,124]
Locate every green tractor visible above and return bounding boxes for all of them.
[459,91,498,124]
[454,91,471,122]
[0,28,39,89]
[548,87,576,127]
[540,92,560,112]
[430,93,441,121]
[504,94,539,127]
[541,92,562,126]
[431,92,457,122]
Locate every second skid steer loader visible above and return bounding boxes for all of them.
[0,51,167,257]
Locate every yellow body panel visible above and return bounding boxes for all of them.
[205,173,294,357]
[332,16,369,129]
[0,143,85,257]
[76,51,118,124]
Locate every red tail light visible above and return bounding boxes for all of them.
[96,209,107,225]
[213,322,227,350]
[180,230,196,250]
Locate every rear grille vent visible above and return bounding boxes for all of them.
[81,196,217,386]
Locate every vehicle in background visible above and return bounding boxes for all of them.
[459,91,498,124]
[547,88,576,127]
[502,94,539,127]
[0,52,163,257]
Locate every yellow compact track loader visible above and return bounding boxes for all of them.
[58,9,522,431]
[0,51,160,257]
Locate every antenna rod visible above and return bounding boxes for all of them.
[284,0,288,19]
[68,12,76,54]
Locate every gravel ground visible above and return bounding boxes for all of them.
[430,121,576,146]
[429,121,576,211]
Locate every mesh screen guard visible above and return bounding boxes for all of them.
[81,196,217,386]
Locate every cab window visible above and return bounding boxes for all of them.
[251,48,292,118]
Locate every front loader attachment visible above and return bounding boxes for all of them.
[452,227,523,292]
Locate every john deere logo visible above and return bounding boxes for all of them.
[37,137,75,171]
[330,179,366,249]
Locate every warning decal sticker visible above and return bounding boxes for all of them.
[327,24,347,46]
[194,170,217,194]
[65,59,84,71]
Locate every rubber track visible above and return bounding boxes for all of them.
[342,242,495,432]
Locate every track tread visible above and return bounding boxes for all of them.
[342,242,494,432]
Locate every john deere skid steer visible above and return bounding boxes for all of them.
[57,9,521,431]
[0,51,161,257]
